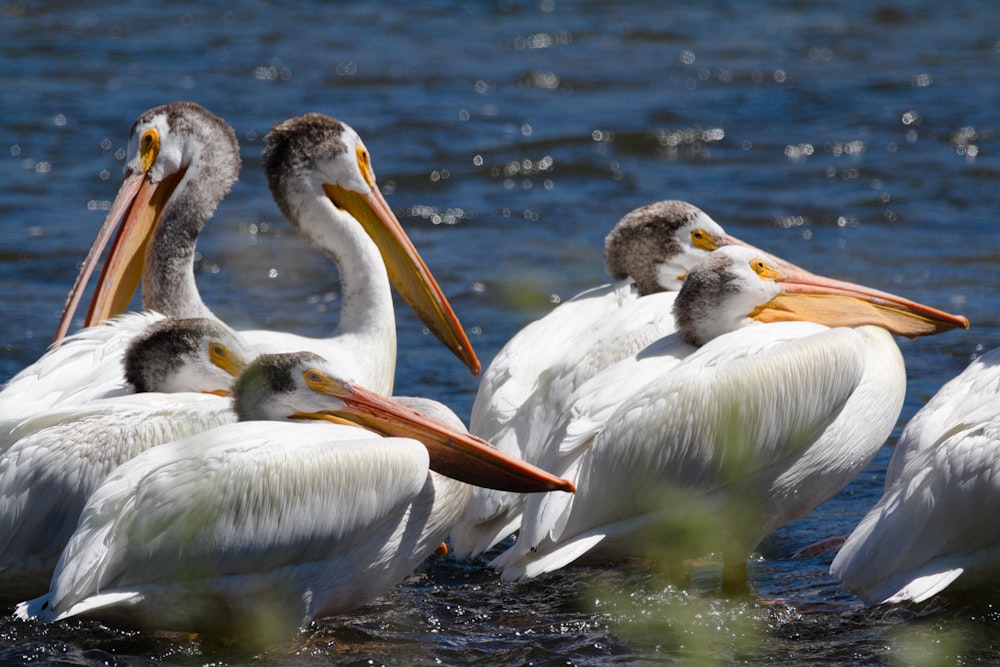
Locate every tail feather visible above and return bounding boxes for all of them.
[14,593,52,622]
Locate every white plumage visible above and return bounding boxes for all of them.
[16,352,571,642]
[831,347,1000,604]
[452,201,764,557]
[486,246,966,588]
[0,394,236,602]
[0,312,165,433]
[0,317,247,600]
[20,422,454,638]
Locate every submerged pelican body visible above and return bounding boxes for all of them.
[452,201,773,557]
[487,246,967,588]
[17,352,571,642]
[831,347,1000,605]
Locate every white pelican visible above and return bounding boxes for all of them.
[16,352,572,643]
[0,100,241,423]
[830,347,1000,604]
[0,103,477,425]
[487,246,968,589]
[0,317,248,601]
[452,200,790,557]
[245,112,479,388]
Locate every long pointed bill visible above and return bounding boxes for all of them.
[751,267,969,337]
[322,182,481,376]
[297,374,574,494]
[53,171,151,343]
[53,167,186,344]
[85,168,186,328]
[717,234,964,323]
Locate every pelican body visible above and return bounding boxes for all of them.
[0,318,247,601]
[452,201,769,557]
[487,246,967,588]
[17,353,571,642]
[831,347,1000,604]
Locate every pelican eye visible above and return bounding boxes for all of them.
[356,145,375,188]
[304,369,326,386]
[139,128,160,171]
[210,343,226,359]
[690,228,717,251]
[750,257,782,280]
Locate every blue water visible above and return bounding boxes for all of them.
[2,1,999,663]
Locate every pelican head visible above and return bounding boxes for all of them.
[232,352,574,494]
[55,102,239,342]
[124,317,249,395]
[673,246,969,346]
[604,200,795,296]
[263,114,481,376]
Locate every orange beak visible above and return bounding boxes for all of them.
[295,371,573,494]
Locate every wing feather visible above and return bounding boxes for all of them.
[0,312,166,436]
[46,421,430,615]
[833,416,1000,603]
[0,393,233,589]
[497,325,869,578]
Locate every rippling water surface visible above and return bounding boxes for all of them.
[2,1,1000,664]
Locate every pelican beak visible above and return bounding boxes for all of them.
[296,371,574,494]
[322,181,481,376]
[53,165,186,344]
[750,262,969,337]
[691,229,820,289]
[713,233,813,275]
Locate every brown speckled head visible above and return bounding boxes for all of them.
[124,317,247,393]
[604,200,718,296]
[671,250,754,345]
[232,351,327,421]
[131,103,240,318]
[262,114,352,221]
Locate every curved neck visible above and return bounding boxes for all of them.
[141,199,214,319]
[140,158,227,321]
[294,192,398,358]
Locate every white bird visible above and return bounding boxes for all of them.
[0,317,249,601]
[830,347,1000,605]
[0,102,240,424]
[452,201,770,557]
[247,112,479,388]
[16,352,572,643]
[0,103,477,426]
[487,246,968,589]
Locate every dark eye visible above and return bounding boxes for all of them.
[211,344,225,357]
[306,370,322,383]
